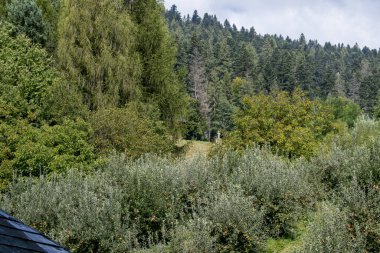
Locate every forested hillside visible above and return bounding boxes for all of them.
[166,5,380,140]
[0,1,379,252]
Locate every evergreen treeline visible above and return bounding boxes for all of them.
[166,5,380,139]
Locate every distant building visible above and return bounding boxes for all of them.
[0,210,70,253]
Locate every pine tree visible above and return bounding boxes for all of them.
[235,42,258,78]
[7,0,48,44]
[128,0,188,131]
[330,72,346,97]
[188,47,210,139]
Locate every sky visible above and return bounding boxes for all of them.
[163,0,380,49]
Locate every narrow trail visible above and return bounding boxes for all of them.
[185,141,213,158]
[176,140,213,159]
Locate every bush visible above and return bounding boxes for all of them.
[325,96,362,128]
[91,106,174,158]
[167,218,216,253]
[200,185,265,252]
[0,118,95,186]
[214,149,315,237]
[3,117,379,252]
[1,154,214,252]
[225,88,335,158]
[2,171,136,253]
[296,203,365,253]
[0,21,56,121]
[1,148,316,252]
[309,116,380,190]
[337,178,380,252]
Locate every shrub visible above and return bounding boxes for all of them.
[225,88,335,158]
[167,218,216,253]
[309,117,380,190]
[325,96,362,128]
[1,149,311,252]
[296,203,365,253]
[91,106,174,158]
[0,118,95,185]
[200,185,265,252]
[214,149,315,237]
[2,171,137,253]
[337,178,380,252]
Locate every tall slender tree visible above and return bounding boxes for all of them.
[128,0,188,131]
[189,47,210,139]
[57,0,141,110]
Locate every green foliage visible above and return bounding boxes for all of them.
[184,99,208,140]
[40,80,88,125]
[0,118,94,186]
[326,96,362,127]
[128,0,188,131]
[0,21,56,121]
[6,0,48,44]
[373,90,380,120]
[226,89,335,158]
[2,4,380,253]
[200,185,266,252]
[296,203,365,253]
[167,218,216,253]
[3,124,379,252]
[2,171,132,252]
[57,0,141,110]
[91,106,174,158]
[309,117,380,190]
[0,0,9,16]
[34,0,61,51]
[0,21,84,125]
[0,21,92,190]
[337,178,380,252]
[1,147,315,252]
[166,8,380,116]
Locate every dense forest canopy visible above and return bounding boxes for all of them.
[0,1,379,252]
[165,4,380,140]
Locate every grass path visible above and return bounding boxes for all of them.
[176,140,213,158]
[265,220,308,253]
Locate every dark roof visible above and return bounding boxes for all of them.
[0,210,70,253]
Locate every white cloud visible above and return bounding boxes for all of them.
[164,0,380,49]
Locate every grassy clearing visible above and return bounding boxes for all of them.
[176,140,213,158]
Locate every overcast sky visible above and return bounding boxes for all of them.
[164,0,380,49]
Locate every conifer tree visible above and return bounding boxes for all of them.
[128,0,187,130]
[57,0,141,110]
[7,0,48,44]
[189,47,210,139]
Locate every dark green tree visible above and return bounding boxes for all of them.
[128,0,188,132]
[6,0,48,44]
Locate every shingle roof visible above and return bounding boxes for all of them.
[0,210,70,253]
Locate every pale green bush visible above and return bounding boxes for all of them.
[3,131,378,252]
[214,149,315,237]
[336,178,380,252]
[296,203,365,253]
